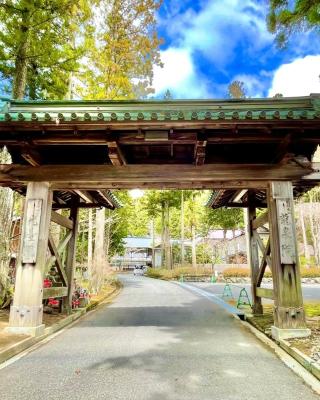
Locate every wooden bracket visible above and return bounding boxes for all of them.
[51,210,74,230]
[107,141,126,165]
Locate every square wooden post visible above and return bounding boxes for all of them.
[63,200,79,313]
[245,193,263,315]
[7,182,52,336]
[267,181,310,340]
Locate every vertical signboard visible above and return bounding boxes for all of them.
[22,199,43,264]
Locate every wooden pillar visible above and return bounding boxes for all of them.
[7,182,52,336]
[63,200,79,313]
[245,192,263,315]
[267,181,310,340]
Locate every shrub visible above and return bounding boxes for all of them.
[300,267,320,278]
[146,269,163,279]
[146,266,214,280]
[223,267,250,278]
[222,266,320,279]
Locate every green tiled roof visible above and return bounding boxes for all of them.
[0,95,319,123]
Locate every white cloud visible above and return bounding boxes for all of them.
[268,55,320,97]
[163,0,271,68]
[152,48,210,98]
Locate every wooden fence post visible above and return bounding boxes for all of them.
[7,182,52,336]
[267,181,310,340]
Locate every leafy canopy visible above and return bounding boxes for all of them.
[0,0,92,99]
[267,0,320,47]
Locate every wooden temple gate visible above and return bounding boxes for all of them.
[0,95,320,339]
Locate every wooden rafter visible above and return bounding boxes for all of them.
[73,190,95,203]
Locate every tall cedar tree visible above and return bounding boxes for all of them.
[0,0,92,99]
[82,0,163,99]
[267,0,320,47]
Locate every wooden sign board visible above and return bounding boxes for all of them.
[22,199,43,264]
[276,198,297,264]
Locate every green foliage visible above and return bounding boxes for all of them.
[267,0,320,47]
[0,0,92,99]
[200,207,244,237]
[81,0,163,99]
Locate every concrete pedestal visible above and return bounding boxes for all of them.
[5,324,45,337]
[271,326,311,341]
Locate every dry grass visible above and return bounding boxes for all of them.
[222,267,320,279]
[146,266,213,280]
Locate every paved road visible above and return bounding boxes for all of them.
[188,282,320,305]
[0,275,318,400]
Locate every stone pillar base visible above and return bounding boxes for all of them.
[271,326,311,341]
[5,324,45,337]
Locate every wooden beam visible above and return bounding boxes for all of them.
[46,231,72,271]
[52,203,103,209]
[272,134,292,164]
[194,132,207,166]
[20,145,42,167]
[107,141,126,165]
[252,211,269,230]
[73,190,95,203]
[253,230,266,253]
[48,235,68,286]
[0,163,313,186]
[51,210,74,230]
[43,287,68,299]
[96,190,115,208]
[256,287,274,300]
[257,238,271,286]
[227,202,267,208]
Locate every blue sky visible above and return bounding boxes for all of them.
[152,0,320,99]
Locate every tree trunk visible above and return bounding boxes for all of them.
[191,223,197,269]
[164,200,172,269]
[91,208,105,294]
[151,218,155,267]
[180,190,185,266]
[299,204,310,267]
[12,11,31,100]
[161,202,165,267]
[87,208,93,277]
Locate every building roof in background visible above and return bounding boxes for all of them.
[124,237,153,249]
[207,229,244,239]
[124,237,194,249]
